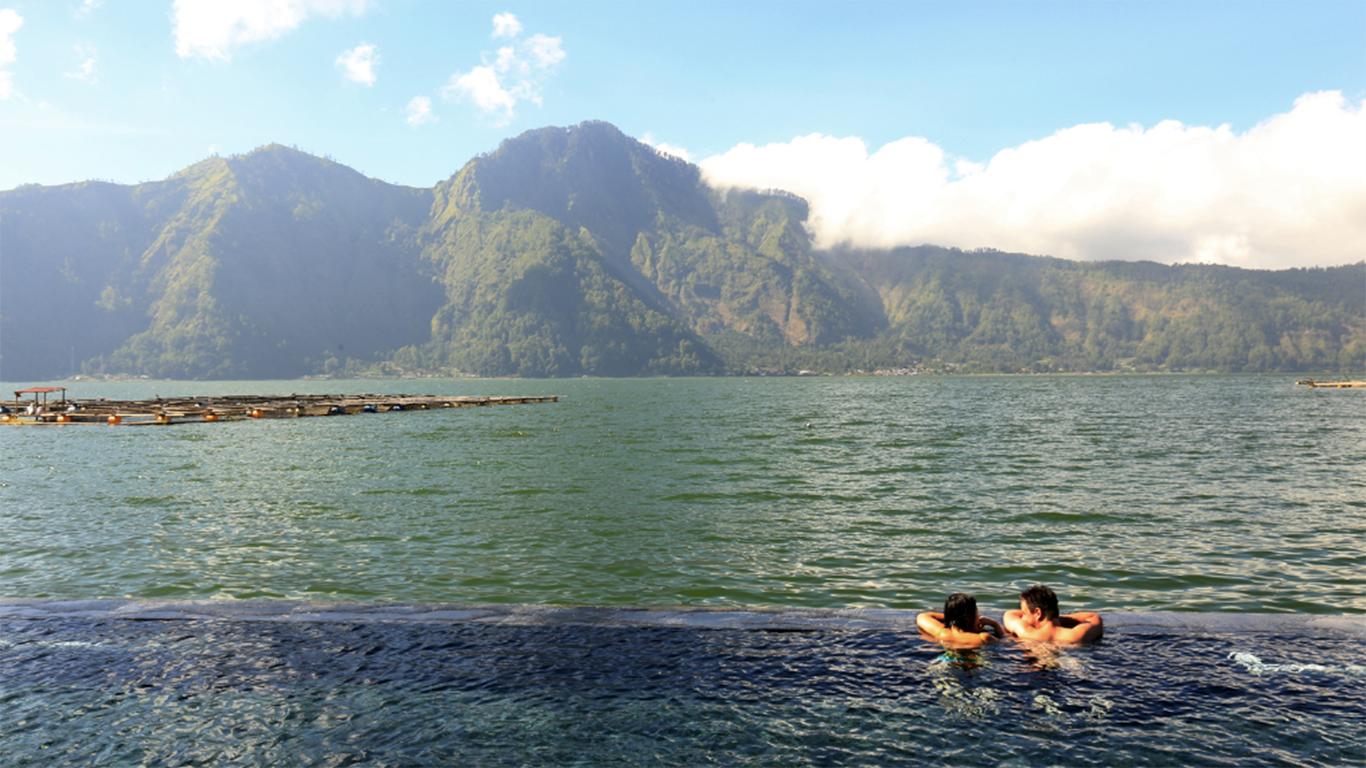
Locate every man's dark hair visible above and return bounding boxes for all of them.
[1021,584,1060,621]
[943,592,979,632]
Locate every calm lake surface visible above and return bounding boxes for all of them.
[2,374,1362,613]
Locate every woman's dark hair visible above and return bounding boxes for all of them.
[1021,584,1060,621]
[943,592,979,632]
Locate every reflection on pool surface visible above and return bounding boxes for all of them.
[1,607,1362,766]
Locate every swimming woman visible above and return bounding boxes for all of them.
[917,592,1004,649]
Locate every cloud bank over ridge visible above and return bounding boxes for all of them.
[700,91,1366,270]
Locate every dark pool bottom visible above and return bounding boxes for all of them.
[1,602,1362,767]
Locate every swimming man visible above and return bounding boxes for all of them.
[1002,584,1103,645]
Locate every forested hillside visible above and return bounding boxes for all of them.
[832,247,1364,373]
[1,123,1360,380]
[0,146,437,379]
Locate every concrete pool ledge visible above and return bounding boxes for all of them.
[0,599,1363,637]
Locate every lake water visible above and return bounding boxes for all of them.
[1,374,1363,765]
[2,375,1362,611]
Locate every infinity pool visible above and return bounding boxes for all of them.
[1,603,1361,766]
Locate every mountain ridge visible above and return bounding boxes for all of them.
[1,121,1361,380]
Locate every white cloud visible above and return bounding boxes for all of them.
[172,0,371,60]
[0,8,20,100]
[524,33,565,68]
[700,91,1366,269]
[491,12,521,39]
[446,65,518,118]
[335,42,377,85]
[65,43,98,84]
[442,15,565,122]
[495,45,524,75]
[74,0,103,18]
[405,95,436,127]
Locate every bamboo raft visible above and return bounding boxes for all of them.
[0,393,558,426]
[1296,379,1366,389]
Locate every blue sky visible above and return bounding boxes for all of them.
[1,1,1363,266]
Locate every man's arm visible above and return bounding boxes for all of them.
[917,611,947,638]
[1001,609,1028,637]
[1055,612,1103,644]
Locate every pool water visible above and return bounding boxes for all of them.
[1,606,1361,766]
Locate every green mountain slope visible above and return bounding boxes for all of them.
[0,177,178,379]
[427,122,878,374]
[834,246,1364,373]
[419,204,718,376]
[2,146,438,379]
[1,123,1360,380]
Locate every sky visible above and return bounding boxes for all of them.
[0,0,1363,269]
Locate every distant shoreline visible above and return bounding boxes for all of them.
[4,370,1358,386]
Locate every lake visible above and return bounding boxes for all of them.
[2,375,1362,612]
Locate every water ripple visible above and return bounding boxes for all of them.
[0,375,1361,612]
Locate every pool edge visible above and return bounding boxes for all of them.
[1,599,1363,636]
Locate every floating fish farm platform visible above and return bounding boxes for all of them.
[1,393,558,426]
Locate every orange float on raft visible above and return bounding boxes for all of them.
[155,414,171,425]
[204,412,219,422]
[55,414,69,423]
[250,408,264,418]
[107,415,121,425]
